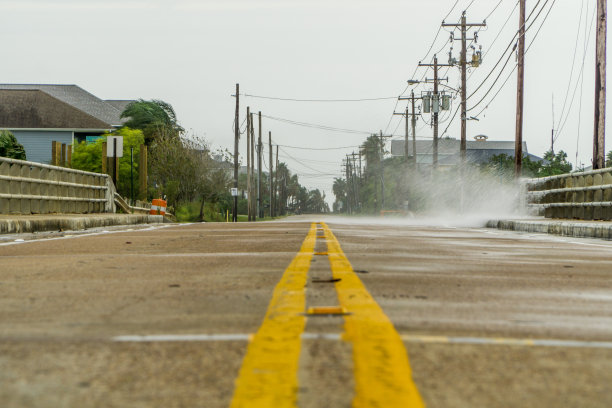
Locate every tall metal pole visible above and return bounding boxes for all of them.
[594,0,607,169]
[515,0,526,177]
[258,112,263,218]
[233,84,239,222]
[460,13,468,163]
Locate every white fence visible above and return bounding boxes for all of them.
[0,156,115,215]
[524,167,612,220]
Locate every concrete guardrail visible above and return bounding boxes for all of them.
[0,156,115,214]
[524,167,612,220]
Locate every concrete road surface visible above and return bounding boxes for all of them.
[0,216,611,407]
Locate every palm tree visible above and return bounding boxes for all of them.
[120,99,184,144]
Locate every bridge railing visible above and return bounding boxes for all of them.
[0,156,115,215]
[524,167,612,220]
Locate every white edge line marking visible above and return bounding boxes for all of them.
[111,333,612,348]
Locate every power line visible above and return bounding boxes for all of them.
[243,94,398,102]
[276,143,362,151]
[260,114,373,135]
[467,0,552,112]
[473,0,558,118]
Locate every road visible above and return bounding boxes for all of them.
[0,216,611,407]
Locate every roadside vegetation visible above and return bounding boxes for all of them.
[68,99,327,221]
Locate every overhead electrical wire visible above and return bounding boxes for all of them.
[554,0,593,142]
[575,1,591,167]
[242,94,398,102]
[472,0,558,118]
[554,0,585,135]
[260,114,374,135]
[276,143,362,151]
[467,0,552,112]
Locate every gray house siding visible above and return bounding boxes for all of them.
[12,130,73,164]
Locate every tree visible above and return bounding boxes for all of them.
[71,128,145,198]
[120,99,184,145]
[0,130,26,160]
[539,150,572,177]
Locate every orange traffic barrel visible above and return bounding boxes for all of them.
[150,198,167,215]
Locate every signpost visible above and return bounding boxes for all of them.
[107,136,123,187]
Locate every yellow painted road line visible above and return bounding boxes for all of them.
[321,222,426,408]
[229,223,317,408]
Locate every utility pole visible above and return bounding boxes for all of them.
[397,90,421,169]
[443,13,486,163]
[379,130,385,210]
[269,132,273,217]
[594,0,607,169]
[515,0,526,177]
[232,84,239,223]
[258,112,263,218]
[417,55,453,169]
[344,157,351,214]
[275,145,279,216]
[246,107,251,221]
[250,112,255,220]
[351,152,360,211]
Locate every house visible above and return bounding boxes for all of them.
[0,84,134,163]
[390,135,543,167]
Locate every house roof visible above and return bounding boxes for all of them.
[0,89,114,130]
[105,99,135,114]
[391,138,528,157]
[0,84,127,127]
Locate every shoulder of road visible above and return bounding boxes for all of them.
[488,217,612,240]
[0,213,165,234]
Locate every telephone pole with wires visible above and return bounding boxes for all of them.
[232,84,239,222]
[258,112,263,218]
[443,12,486,163]
[593,0,607,169]
[396,90,421,169]
[514,0,526,177]
[418,55,453,169]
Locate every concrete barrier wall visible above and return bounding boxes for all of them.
[0,157,115,215]
[524,167,612,220]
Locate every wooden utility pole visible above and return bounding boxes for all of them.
[593,0,607,169]
[443,13,486,163]
[233,84,239,222]
[515,0,526,176]
[397,90,421,169]
[246,107,251,221]
[433,55,440,168]
[275,145,279,215]
[411,90,417,169]
[379,130,385,210]
[258,111,263,218]
[269,131,273,217]
[417,56,453,169]
[250,112,256,220]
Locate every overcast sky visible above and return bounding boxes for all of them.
[1,0,609,204]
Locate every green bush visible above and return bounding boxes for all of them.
[71,128,145,199]
[0,130,26,160]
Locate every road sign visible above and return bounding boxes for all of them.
[107,136,124,157]
[231,188,238,197]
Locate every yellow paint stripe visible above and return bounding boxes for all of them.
[229,223,317,408]
[321,222,426,408]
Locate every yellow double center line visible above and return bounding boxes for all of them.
[230,222,424,407]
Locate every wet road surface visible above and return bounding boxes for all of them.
[0,216,611,407]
